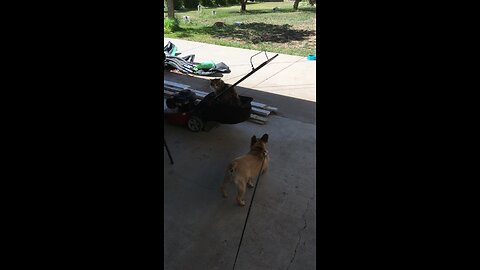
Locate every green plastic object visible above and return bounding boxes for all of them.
[194,60,215,71]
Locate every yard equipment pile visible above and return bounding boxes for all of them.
[164,80,278,125]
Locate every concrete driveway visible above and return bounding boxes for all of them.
[164,38,316,270]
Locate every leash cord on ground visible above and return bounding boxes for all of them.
[232,156,265,270]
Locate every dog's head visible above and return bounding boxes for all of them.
[250,134,269,151]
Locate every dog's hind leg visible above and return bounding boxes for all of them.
[235,180,247,206]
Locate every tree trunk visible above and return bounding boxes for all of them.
[167,0,174,18]
[293,0,301,10]
[240,0,246,12]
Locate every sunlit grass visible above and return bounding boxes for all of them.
[164,1,316,56]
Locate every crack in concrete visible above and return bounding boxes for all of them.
[286,199,310,270]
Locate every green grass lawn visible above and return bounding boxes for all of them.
[164,1,316,57]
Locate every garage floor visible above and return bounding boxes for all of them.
[164,38,316,270]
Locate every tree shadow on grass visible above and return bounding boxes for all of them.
[226,6,316,15]
[176,22,315,44]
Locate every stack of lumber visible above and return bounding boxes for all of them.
[164,80,278,125]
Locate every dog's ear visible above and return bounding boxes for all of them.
[251,135,257,146]
[260,134,269,143]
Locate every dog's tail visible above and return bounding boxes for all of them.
[224,162,237,182]
[222,162,237,198]
[227,162,237,174]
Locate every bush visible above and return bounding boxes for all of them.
[164,17,180,33]
[165,0,184,10]
[184,0,200,9]
[200,0,214,7]
[173,0,183,9]
[213,0,227,6]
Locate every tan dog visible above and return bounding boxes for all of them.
[221,134,269,206]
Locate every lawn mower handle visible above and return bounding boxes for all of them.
[230,53,279,88]
[211,52,279,102]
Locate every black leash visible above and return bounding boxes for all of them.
[164,137,174,164]
[232,154,266,270]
